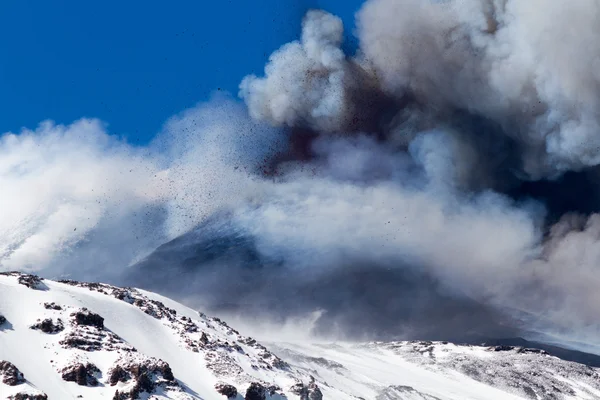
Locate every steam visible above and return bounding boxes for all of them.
[0,97,281,277]
[3,2,600,347]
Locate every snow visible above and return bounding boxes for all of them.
[267,342,525,400]
[0,275,219,399]
[2,273,600,400]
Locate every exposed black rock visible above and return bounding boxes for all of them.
[0,314,6,327]
[71,308,104,329]
[215,382,238,398]
[30,318,64,334]
[245,382,266,400]
[61,362,100,386]
[0,272,46,290]
[482,338,600,367]
[376,385,442,400]
[290,381,308,398]
[290,377,322,400]
[8,394,48,400]
[307,379,323,400]
[107,365,130,386]
[0,361,25,386]
[43,302,62,310]
[491,345,515,352]
[200,332,209,345]
[267,385,283,396]
[108,357,177,400]
[17,274,45,290]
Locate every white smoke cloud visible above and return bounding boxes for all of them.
[239,10,349,132]
[4,1,600,349]
[234,133,542,299]
[0,96,281,273]
[0,119,162,270]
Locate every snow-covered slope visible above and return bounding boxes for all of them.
[2,272,600,400]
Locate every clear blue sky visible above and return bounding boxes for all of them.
[0,0,364,143]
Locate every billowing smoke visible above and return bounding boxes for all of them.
[0,98,283,280]
[236,4,600,345]
[4,1,600,348]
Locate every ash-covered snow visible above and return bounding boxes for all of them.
[2,272,600,400]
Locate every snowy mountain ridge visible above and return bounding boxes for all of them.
[2,272,600,400]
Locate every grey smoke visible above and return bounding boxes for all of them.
[234,4,600,344]
[3,2,600,348]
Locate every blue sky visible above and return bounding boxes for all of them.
[0,0,364,143]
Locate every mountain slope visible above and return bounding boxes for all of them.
[122,214,522,343]
[2,272,600,400]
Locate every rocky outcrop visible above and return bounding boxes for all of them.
[8,394,49,400]
[30,318,64,334]
[0,272,45,289]
[61,362,100,386]
[108,355,178,400]
[244,382,266,400]
[58,307,133,352]
[0,361,25,386]
[290,377,323,400]
[215,382,238,398]
[18,274,45,290]
[0,314,6,327]
[71,308,104,329]
[376,386,442,400]
[43,302,62,310]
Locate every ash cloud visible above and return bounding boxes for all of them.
[233,5,600,344]
[4,2,600,348]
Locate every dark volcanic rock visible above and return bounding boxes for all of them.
[308,380,323,400]
[18,274,44,290]
[215,382,238,398]
[290,378,322,400]
[0,314,6,327]
[61,363,100,386]
[108,357,177,399]
[491,345,516,352]
[30,318,64,334]
[245,382,267,400]
[43,302,62,310]
[376,385,442,400]
[8,394,48,400]
[0,361,25,386]
[71,308,104,329]
[290,381,308,397]
[107,365,130,385]
[0,272,46,290]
